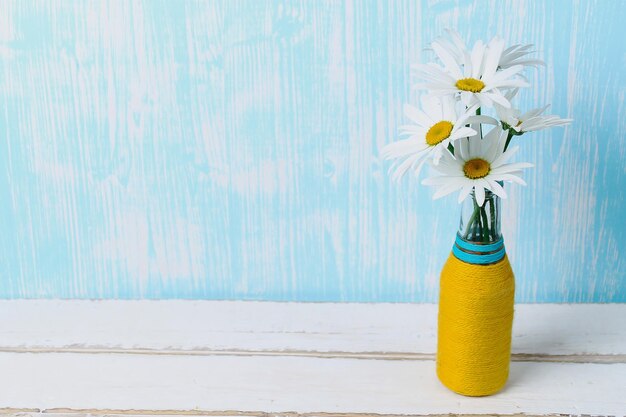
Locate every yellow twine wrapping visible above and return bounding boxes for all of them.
[436,252,515,396]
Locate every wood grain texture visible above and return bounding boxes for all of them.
[0,301,625,414]
[2,353,625,415]
[0,0,624,301]
[0,413,600,417]
[1,301,625,358]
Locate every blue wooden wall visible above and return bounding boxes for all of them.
[0,0,624,301]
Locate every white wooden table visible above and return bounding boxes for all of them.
[1,301,625,416]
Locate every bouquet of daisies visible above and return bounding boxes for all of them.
[383,30,571,241]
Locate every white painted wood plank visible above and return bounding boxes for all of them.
[1,301,625,356]
[1,352,624,415]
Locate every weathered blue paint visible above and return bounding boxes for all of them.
[0,0,624,302]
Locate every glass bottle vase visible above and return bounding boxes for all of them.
[458,190,501,244]
[436,189,516,396]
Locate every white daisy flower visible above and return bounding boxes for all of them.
[421,126,533,206]
[430,30,545,70]
[499,105,573,134]
[382,95,491,181]
[494,88,573,135]
[413,36,529,109]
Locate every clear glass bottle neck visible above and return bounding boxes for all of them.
[458,190,502,244]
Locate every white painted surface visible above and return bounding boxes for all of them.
[1,301,625,415]
[1,353,625,415]
[1,301,625,355]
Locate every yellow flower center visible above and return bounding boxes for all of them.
[455,78,485,93]
[463,158,491,179]
[425,121,453,146]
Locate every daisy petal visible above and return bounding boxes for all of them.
[491,145,519,168]
[404,103,433,127]
[432,181,464,200]
[450,126,477,141]
[475,184,486,206]
[495,173,527,186]
[432,42,463,79]
[487,179,508,199]
[465,115,499,125]
[458,184,474,203]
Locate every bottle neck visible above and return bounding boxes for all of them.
[458,190,502,244]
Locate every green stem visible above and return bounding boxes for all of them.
[476,107,483,139]
[472,202,483,240]
[463,198,480,239]
[480,205,490,243]
[489,198,497,240]
[504,129,514,151]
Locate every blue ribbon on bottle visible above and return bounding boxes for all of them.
[452,234,506,265]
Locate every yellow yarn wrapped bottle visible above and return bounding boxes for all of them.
[436,190,515,396]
